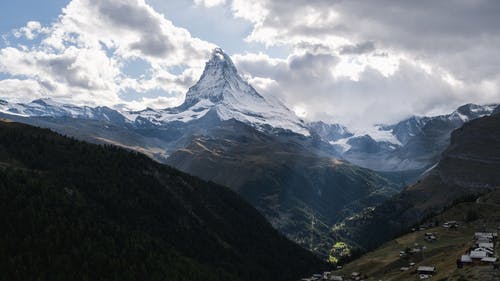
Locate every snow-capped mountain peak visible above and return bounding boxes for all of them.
[0,48,309,136]
[159,48,309,135]
[180,47,266,109]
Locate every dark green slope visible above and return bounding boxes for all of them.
[0,120,327,281]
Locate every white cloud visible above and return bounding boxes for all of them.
[0,0,216,109]
[13,21,49,40]
[0,0,498,129]
[0,79,45,103]
[234,49,499,129]
[229,0,500,128]
[194,0,226,8]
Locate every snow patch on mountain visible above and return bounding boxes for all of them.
[329,138,352,153]
[352,125,402,146]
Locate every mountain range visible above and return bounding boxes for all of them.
[331,109,500,253]
[311,103,497,172]
[0,48,498,260]
[0,49,403,257]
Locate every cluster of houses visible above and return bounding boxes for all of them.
[399,245,427,258]
[301,226,499,280]
[301,266,438,280]
[457,231,499,267]
[300,271,362,281]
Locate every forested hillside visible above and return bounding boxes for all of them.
[0,120,327,281]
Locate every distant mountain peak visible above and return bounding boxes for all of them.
[206,48,238,75]
[168,48,309,135]
[181,48,264,109]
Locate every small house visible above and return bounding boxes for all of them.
[443,220,458,227]
[478,242,494,249]
[460,255,472,263]
[481,257,497,264]
[475,247,494,255]
[351,272,361,280]
[470,250,487,260]
[474,232,495,240]
[417,266,436,275]
[425,235,437,242]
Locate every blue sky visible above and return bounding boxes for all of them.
[0,1,67,32]
[0,0,498,128]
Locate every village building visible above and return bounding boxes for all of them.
[417,266,436,280]
[417,266,436,274]
[470,249,488,260]
[460,255,472,263]
[481,257,497,264]
[443,221,459,228]
[477,242,494,249]
[351,272,361,280]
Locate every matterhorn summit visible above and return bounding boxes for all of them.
[160,48,309,135]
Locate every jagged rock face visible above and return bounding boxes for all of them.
[388,116,430,145]
[328,103,498,172]
[170,48,309,135]
[181,48,264,108]
[307,121,353,142]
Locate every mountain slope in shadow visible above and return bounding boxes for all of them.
[0,120,327,281]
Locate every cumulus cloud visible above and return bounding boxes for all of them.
[0,0,216,109]
[229,0,500,128]
[13,21,49,40]
[0,0,499,129]
[339,41,375,55]
[234,49,497,129]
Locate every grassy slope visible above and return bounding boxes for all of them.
[331,113,500,255]
[338,189,500,280]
